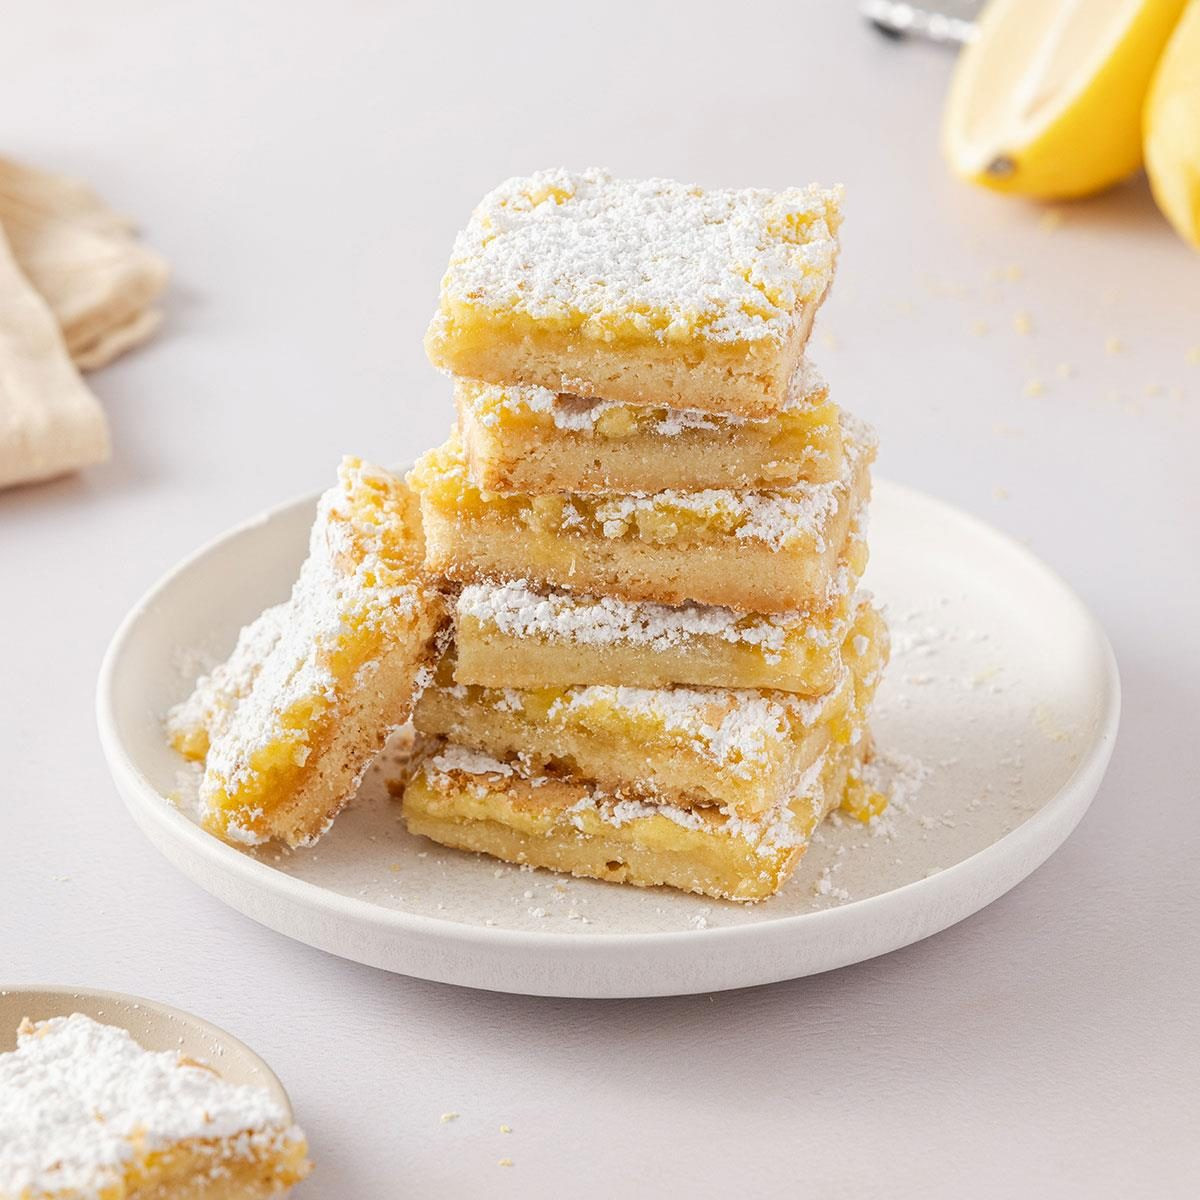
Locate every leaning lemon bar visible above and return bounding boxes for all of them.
[409,414,874,613]
[404,736,869,903]
[454,360,842,494]
[168,457,448,848]
[416,601,886,816]
[0,1013,311,1199]
[425,168,842,418]
[451,531,866,694]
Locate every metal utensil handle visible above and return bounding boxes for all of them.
[861,1,980,46]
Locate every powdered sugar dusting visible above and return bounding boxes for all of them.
[457,573,856,658]
[860,750,933,827]
[0,1014,303,1196]
[166,602,289,753]
[437,168,842,345]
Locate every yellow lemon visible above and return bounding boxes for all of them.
[1145,0,1200,246]
[944,0,1188,198]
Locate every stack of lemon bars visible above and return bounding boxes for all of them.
[170,168,890,903]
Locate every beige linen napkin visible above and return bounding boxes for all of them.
[0,157,168,371]
[0,220,110,489]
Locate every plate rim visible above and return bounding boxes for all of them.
[96,477,1121,987]
[0,983,294,1112]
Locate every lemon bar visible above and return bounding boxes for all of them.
[452,533,867,694]
[403,736,867,902]
[410,413,874,613]
[415,602,887,816]
[0,1014,311,1198]
[168,457,448,848]
[425,168,841,419]
[454,360,842,494]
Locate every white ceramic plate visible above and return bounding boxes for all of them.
[97,479,1119,999]
[0,985,292,1109]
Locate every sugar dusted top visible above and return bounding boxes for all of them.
[435,168,842,345]
[456,576,855,660]
[0,1014,302,1197]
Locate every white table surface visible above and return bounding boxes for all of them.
[3,3,1198,1196]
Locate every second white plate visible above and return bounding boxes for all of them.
[98,478,1119,998]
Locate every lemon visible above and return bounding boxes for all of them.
[944,0,1188,198]
[1145,1,1200,246]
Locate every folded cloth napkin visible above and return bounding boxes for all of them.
[0,156,168,371]
[0,220,109,489]
[0,156,167,489]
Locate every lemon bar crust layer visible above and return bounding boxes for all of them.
[0,1014,311,1200]
[410,414,874,613]
[451,537,867,695]
[425,168,841,418]
[168,457,449,848]
[454,361,843,493]
[404,738,866,903]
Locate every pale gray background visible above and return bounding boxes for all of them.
[2,2,1198,1196]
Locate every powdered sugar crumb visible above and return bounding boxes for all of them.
[430,744,515,778]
